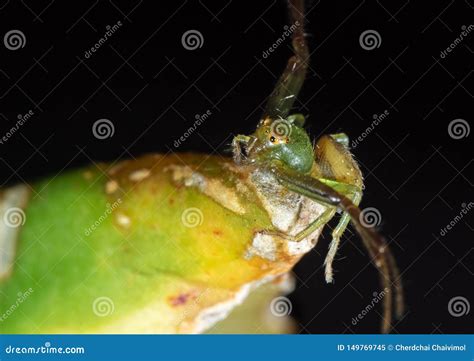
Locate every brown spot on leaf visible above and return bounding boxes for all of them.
[168,292,196,307]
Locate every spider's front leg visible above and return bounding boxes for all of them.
[269,165,403,334]
[231,135,252,164]
[259,207,336,243]
[262,177,361,283]
[316,179,362,283]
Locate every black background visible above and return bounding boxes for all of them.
[0,0,472,333]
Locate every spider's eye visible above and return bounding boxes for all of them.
[285,137,290,144]
[270,136,276,143]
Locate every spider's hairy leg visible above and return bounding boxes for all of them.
[317,179,362,284]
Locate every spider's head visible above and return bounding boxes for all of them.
[233,114,314,174]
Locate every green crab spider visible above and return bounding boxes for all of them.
[232,0,404,333]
